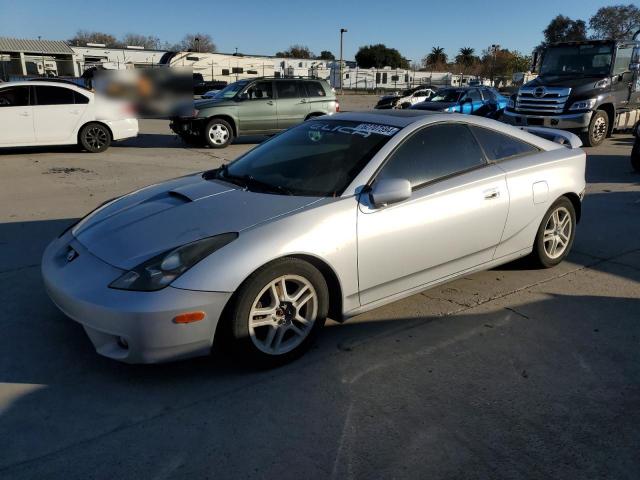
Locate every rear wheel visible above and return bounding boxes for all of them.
[531,197,576,268]
[79,123,111,153]
[226,258,329,367]
[582,110,608,147]
[203,118,233,148]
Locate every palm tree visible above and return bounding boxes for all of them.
[423,46,448,69]
[455,47,476,76]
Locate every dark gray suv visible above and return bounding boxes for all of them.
[171,77,338,148]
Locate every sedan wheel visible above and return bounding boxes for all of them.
[225,258,328,367]
[248,275,318,355]
[79,123,111,153]
[531,197,576,268]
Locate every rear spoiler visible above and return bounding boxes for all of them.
[519,126,583,149]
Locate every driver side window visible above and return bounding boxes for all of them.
[376,123,486,189]
[245,81,273,100]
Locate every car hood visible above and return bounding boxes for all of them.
[411,101,455,111]
[525,74,607,89]
[72,174,323,270]
[194,98,236,109]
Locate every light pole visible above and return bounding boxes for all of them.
[339,28,347,93]
[490,44,499,87]
[195,37,200,53]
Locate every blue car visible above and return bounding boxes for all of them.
[410,86,508,119]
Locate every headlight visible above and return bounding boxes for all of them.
[569,98,597,111]
[109,233,238,291]
[594,78,610,89]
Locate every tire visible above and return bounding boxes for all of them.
[226,258,329,368]
[632,138,640,172]
[582,110,608,147]
[531,197,576,268]
[203,118,233,148]
[79,123,111,153]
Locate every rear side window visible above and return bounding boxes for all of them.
[470,126,539,161]
[275,80,301,99]
[36,86,75,105]
[377,123,486,188]
[305,81,326,97]
[0,86,30,107]
[74,91,89,104]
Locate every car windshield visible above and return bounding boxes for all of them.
[212,120,400,196]
[212,80,250,99]
[540,44,613,76]
[429,89,463,102]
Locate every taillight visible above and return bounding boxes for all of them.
[335,101,340,112]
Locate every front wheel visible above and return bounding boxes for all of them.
[531,197,576,268]
[582,110,608,147]
[203,118,233,148]
[79,123,111,153]
[226,258,329,367]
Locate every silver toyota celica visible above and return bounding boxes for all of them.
[42,111,586,366]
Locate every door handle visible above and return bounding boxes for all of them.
[70,110,80,115]
[266,100,274,105]
[299,98,308,104]
[19,112,30,117]
[484,189,500,200]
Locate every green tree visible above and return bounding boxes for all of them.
[589,4,640,40]
[275,45,314,59]
[317,50,335,60]
[422,46,448,70]
[542,15,587,45]
[120,33,161,50]
[355,44,409,69]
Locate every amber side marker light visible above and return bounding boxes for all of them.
[174,311,206,324]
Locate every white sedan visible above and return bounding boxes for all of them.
[0,80,138,152]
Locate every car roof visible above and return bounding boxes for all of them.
[0,80,91,93]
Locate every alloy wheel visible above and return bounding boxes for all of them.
[592,116,607,142]
[543,206,572,259]
[248,275,318,355]
[208,124,230,145]
[85,127,108,150]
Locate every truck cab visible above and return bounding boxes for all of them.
[503,38,640,146]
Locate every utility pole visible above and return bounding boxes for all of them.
[195,37,200,53]
[339,28,347,94]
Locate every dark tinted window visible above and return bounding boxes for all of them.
[73,91,89,104]
[378,124,485,188]
[0,86,30,107]
[245,81,273,100]
[481,88,497,101]
[276,80,301,99]
[471,126,539,161]
[36,86,75,105]
[466,89,481,101]
[305,81,326,97]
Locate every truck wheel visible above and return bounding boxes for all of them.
[203,119,233,148]
[582,110,608,147]
[631,138,640,173]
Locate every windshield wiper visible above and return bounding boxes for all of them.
[210,165,293,195]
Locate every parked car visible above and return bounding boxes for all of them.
[0,80,138,152]
[503,37,640,147]
[171,77,339,148]
[201,89,221,99]
[375,86,438,109]
[410,86,508,119]
[42,111,586,366]
[193,74,227,96]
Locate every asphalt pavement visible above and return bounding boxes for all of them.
[0,111,639,479]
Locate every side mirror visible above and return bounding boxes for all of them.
[237,92,248,100]
[369,178,411,208]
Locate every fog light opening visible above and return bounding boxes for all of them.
[117,337,129,349]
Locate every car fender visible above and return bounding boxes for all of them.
[171,196,361,313]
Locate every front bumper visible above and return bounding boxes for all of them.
[170,117,206,137]
[502,110,592,131]
[41,231,232,364]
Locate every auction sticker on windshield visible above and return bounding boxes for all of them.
[309,122,399,138]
